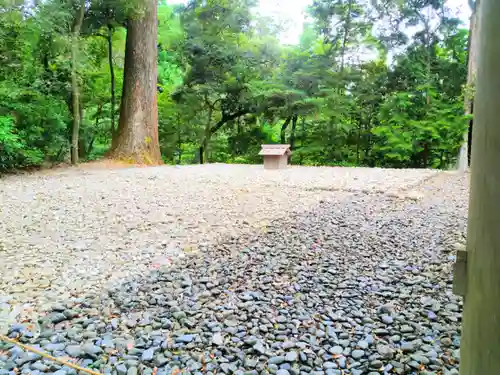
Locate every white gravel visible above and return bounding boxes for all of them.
[0,164,440,310]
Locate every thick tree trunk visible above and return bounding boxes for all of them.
[70,0,85,165]
[459,1,500,374]
[110,0,161,164]
[458,0,480,171]
[107,24,116,138]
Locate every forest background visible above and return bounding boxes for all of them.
[0,0,475,170]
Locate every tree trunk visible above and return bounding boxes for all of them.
[177,126,182,165]
[77,103,86,159]
[70,0,85,165]
[340,0,353,75]
[280,117,292,144]
[82,103,102,159]
[289,115,298,150]
[458,0,480,171]
[299,117,306,165]
[110,0,161,164]
[107,24,116,138]
[460,1,500,374]
[422,143,429,168]
[78,138,87,160]
[289,115,298,164]
[201,107,213,164]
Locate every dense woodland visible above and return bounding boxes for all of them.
[0,0,473,171]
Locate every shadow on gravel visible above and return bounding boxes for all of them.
[2,191,467,375]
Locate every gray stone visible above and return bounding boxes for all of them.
[351,350,364,360]
[374,329,389,336]
[357,340,369,349]
[44,343,66,352]
[212,332,224,346]
[172,311,187,320]
[154,354,168,367]
[400,325,414,333]
[411,354,430,365]
[381,315,394,324]
[175,334,195,343]
[115,364,127,375]
[329,346,343,355]
[245,358,258,368]
[323,362,337,369]
[50,313,67,324]
[401,342,416,353]
[253,342,266,354]
[268,364,278,374]
[82,343,103,356]
[65,345,84,358]
[224,319,238,327]
[31,362,49,372]
[141,347,156,361]
[390,335,401,343]
[377,344,394,359]
[269,356,285,365]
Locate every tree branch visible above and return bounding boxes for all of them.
[209,109,249,135]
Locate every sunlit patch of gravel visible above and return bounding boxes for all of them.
[0,164,437,311]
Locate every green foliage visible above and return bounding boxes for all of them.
[0,0,470,171]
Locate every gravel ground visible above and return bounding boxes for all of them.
[0,164,436,310]
[0,165,467,375]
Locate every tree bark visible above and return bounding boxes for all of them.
[110,0,162,164]
[199,108,248,164]
[70,0,85,165]
[280,116,292,144]
[201,106,213,164]
[340,0,353,75]
[77,105,86,160]
[290,115,298,150]
[177,123,182,164]
[299,117,306,165]
[459,1,500,374]
[458,0,480,171]
[289,115,298,164]
[107,24,116,138]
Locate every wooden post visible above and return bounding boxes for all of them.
[459,0,500,373]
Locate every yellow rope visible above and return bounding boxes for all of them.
[0,334,102,375]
